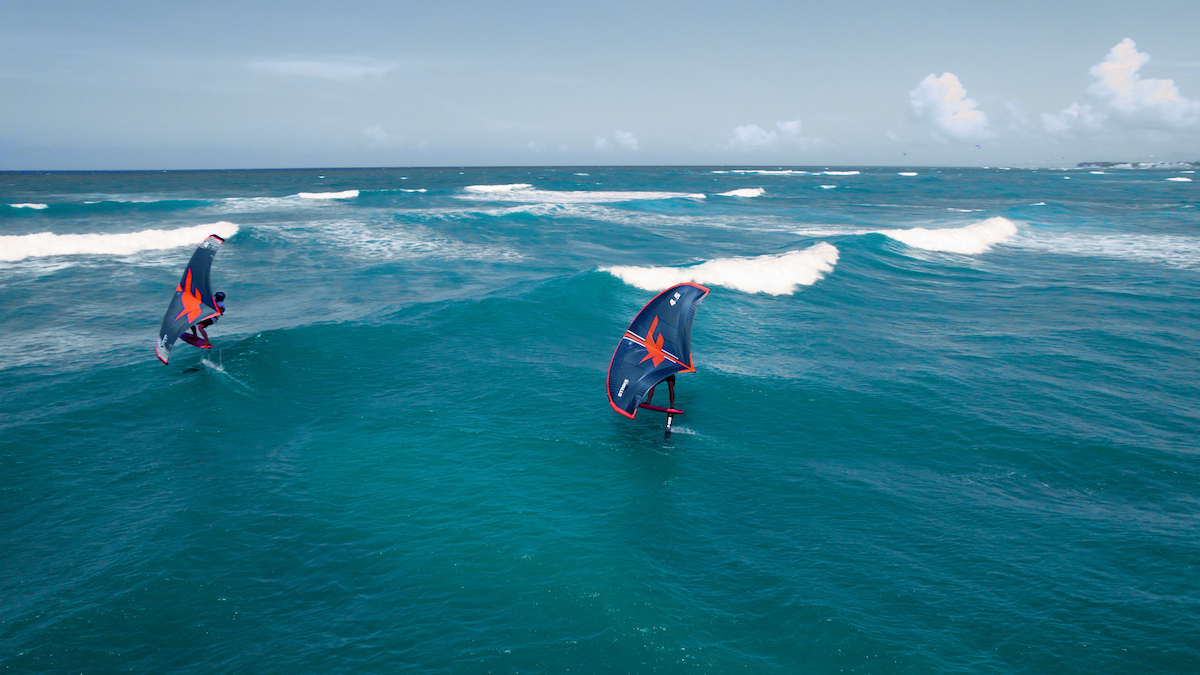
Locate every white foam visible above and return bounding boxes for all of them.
[217,196,294,211]
[717,188,765,197]
[460,184,704,203]
[10,203,48,209]
[464,184,533,193]
[819,185,837,189]
[874,216,1017,254]
[1013,229,1200,269]
[897,172,918,176]
[1166,177,1192,182]
[1031,202,1047,206]
[294,190,360,199]
[0,222,239,262]
[712,170,808,175]
[284,217,524,263]
[603,243,839,295]
[823,170,860,176]
[1090,171,1107,175]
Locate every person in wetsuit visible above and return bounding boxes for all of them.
[190,291,225,341]
[644,373,676,410]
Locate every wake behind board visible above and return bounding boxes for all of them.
[179,333,212,349]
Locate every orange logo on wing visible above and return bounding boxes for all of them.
[173,269,204,323]
[638,315,667,366]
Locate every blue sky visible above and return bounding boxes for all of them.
[2,0,1198,169]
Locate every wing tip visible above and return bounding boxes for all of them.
[608,396,637,419]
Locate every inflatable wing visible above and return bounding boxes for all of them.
[155,234,225,364]
[607,282,710,418]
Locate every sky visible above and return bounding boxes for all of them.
[2,0,1199,170]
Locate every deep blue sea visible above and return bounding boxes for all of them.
[2,166,1198,674]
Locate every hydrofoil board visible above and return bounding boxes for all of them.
[638,403,683,415]
[180,333,212,349]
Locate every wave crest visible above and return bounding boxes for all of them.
[461,184,705,203]
[717,188,765,197]
[294,190,360,199]
[464,184,533,193]
[875,217,1017,254]
[603,243,839,295]
[712,169,808,175]
[0,222,239,262]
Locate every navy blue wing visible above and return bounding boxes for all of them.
[607,282,710,418]
[156,234,225,363]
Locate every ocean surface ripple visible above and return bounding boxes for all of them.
[2,166,1198,674]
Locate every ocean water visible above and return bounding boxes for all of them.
[1,166,1197,674]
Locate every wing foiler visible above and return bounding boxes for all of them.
[155,234,225,364]
[607,282,710,419]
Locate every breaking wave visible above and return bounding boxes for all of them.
[711,170,808,175]
[0,222,240,262]
[717,188,765,197]
[294,190,360,199]
[874,217,1017,255]
[461,184,705,203]
[603,243,839,295]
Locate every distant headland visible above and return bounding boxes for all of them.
[1076,161,1199,169]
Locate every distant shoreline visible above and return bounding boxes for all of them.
[1076,161,1199,169]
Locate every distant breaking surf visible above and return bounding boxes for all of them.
[603,243,839,295]
[460,184,706,203]
[0,222,239,262]
[294,190,360,199]
[712,170,808,175]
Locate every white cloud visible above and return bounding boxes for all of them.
[729,124,776,149]
[909,73,989,140]
[596,130,640,151]
[725,120,804,150]
[1041,102,1105,135]
[776,120,802,137]
[1086,38,1200,128]
[613,130,639,151]
[249,57,398,80]
[364,124,402,148]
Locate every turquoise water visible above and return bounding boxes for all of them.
[2,167,1198,673]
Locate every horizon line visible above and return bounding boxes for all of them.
[4,160,1197,174]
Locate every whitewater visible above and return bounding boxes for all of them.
[2,166,1197,674]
